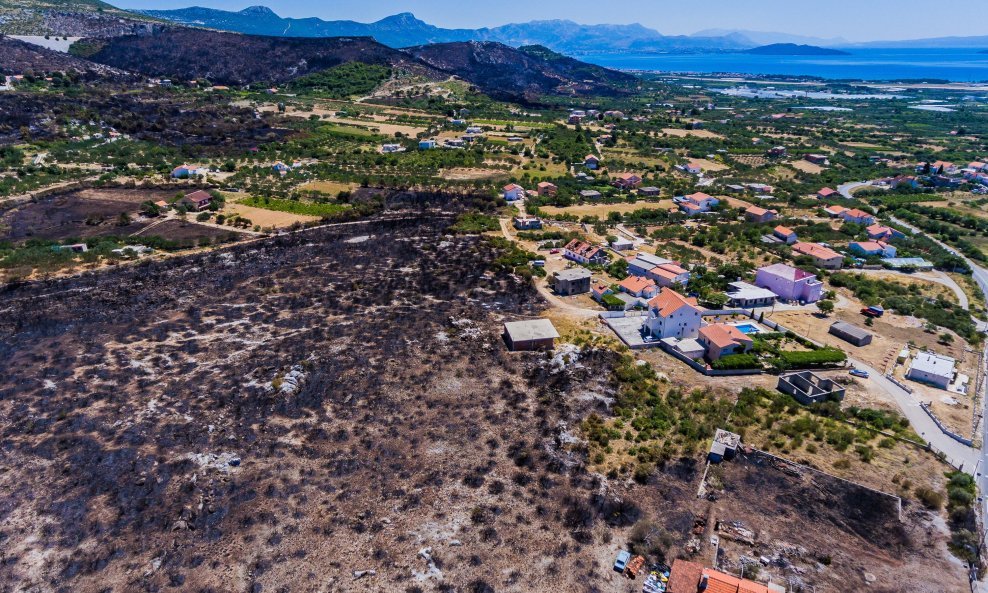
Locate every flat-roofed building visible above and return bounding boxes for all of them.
[552,268,592,296]
[829,321,873,347]
[907,352,956,389]
[725,281,778,308]
[503,319,560,351]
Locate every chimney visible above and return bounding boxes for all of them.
[697,574,709,593]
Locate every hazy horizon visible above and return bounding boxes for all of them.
[116,0,988,42]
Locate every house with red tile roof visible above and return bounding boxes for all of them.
[792,241,843,269]
[773,225,798,244]
[837,208,876,225]
[537,181,557,196]
[618,275,658,299]
[744,205,778,223]
[683,162,703,175]
[866,224,906,240]
[698,324,754,361]
[679,192,720,216]
[563,239,609,266]
[644,289,703,339]
[612,172,643,190]
[850,240,897,258]
[823,204,847,217]
[816,187,838,199]
[503,183,525,201]
[647,262,690,288]
[178,190,213,212]
[667,559,783,593]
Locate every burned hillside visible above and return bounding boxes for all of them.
[700,449,966,592]
[0,89,290,148]
[0,214,669,592]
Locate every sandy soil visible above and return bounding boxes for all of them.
[661,128,724,139]
[792,160,824,174]
[222,203,321,228]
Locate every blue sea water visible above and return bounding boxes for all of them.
[579,48,988,82]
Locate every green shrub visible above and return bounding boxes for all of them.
[711,353,761,370]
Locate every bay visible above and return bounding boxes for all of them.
[579,48,988,82]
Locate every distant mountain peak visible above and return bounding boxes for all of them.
[238,5,278,17]
[375,12,428,27]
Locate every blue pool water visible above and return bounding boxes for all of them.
[733,323,761,335]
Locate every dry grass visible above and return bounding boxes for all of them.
[539,200,676,217]
[661,128,724,139]
[792,160,824,174]
[222,202,321,228]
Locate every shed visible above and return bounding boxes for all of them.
[504,319,560,351]
[829,321,872,347]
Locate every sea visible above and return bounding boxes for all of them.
[579,48,988,83]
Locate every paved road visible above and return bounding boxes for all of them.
[854,268,970,310]
[837,181,872,199]
[890,213,988,585]
[848,357,980,471]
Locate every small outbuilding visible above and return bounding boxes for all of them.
[828,321,872,347]
[504,319,560,351]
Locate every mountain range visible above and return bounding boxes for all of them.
[136,6,754,53]
[138,5,988,52]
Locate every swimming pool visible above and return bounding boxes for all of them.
[732,323,762,335]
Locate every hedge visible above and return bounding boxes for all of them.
[711,353,761,370]
[776,347,847,368]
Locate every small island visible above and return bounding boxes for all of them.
[744,43,850,56]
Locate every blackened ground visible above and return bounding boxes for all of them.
[0,213,694,593]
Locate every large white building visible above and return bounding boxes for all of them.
[906,352,956,389]
[644,289,703,340]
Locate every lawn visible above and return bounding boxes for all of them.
[239,196,351,218]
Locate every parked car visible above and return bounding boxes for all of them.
[850,369,870,378]
[613,550,631,572]
[550,249,560,254]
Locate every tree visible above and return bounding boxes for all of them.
[939,332,954,345]
[139,201,160,217]
[816,299,835,316]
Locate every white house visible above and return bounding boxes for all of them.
[503,184,525,201]
[644,289,703,340]
[838,208,876,226]
[171,164,207,179]
[419,139,437,150]
[725,281,778,308]
[906,352,956,389]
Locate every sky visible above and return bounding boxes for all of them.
[116,0,988,41]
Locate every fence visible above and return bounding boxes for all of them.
[658,340,762,377]
[599,310,647,319]
[921,402,974,447]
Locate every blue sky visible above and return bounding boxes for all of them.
[117,0,988,41]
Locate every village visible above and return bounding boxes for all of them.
[3,38,988,592]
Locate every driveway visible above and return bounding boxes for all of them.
[848,357,980,472]
[837,181,872,199]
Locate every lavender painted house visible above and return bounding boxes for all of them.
[754,263,823,304]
